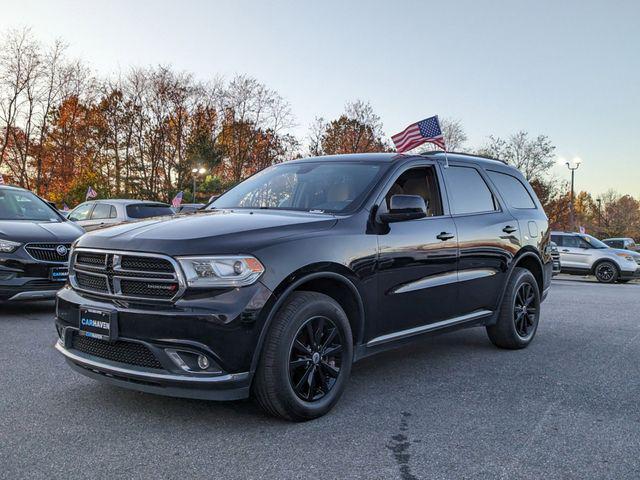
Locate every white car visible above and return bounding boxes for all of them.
[551,231,640,283]
[67,199,174,231]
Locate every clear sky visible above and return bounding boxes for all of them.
[1,0,638,197]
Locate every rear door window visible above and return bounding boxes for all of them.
[487,171,536,209]
[445,166,497,215]
[90,203,115,220]
[551,234,563,246]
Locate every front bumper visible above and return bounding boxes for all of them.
[55,340,251,400]
[55,282,274,401]
[620,267,640,281]
[1,252,68,301]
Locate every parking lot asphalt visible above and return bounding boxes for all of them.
[1,276,639,480]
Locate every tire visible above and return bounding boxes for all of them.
[486,267,540,349]
[594,261,618,283]
[253,291,353,421]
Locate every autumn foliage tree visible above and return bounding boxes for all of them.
[308,100,388,156]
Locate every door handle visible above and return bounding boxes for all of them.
[436,232,455,241]
[502,225,517,234]
[562,249,569,252]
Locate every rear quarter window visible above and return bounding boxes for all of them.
[487,170,536,209]
[126,204,174,219]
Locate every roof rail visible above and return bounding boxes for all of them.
[418,151,508,165]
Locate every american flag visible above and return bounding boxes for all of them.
[171,191,184,209]
[63,203,70,212]
[392,115,446,153]
[0,174,4,185]
[85,186,97,200]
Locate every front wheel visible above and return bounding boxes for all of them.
[253,291,353,421]
[486,267,540,349]
[594,261,618,283]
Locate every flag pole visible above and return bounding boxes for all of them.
[443,148,449,168]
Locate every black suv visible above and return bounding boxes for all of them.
[1,185,84,302]
[55,153,552,420]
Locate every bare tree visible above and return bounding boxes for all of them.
[477,131,555,181]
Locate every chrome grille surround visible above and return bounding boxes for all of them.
[24,242,72,263]
[69,248,186,302]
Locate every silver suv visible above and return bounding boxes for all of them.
[551,232,640,283]
[67,199,174,231]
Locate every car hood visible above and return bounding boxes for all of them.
[0,220,84,244]
[76,209,338,255]
[610,248,640,260]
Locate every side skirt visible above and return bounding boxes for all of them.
[354,309,493,362]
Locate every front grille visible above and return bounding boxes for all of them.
[120,279,179,298]
[76,251,107,267]
[76,271,108,292]
[25,243,71,263]
[71,333,163,369]
[71,249,182,301]
[120,256,173,272]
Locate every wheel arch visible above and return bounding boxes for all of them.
[490,249,544,324]
[249,264,366,374]
[591,258,621,276]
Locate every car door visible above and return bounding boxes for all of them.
[443,163,520,315]
[85,203,118,230]
[557,235,591,270]
[68,202,95,228]
[374,163,459,340]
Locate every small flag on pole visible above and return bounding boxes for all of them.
[85,186,98,200]
[392,115,446,153]
[579,226,586,234]
[0,174,4,184]
[63,203,70,212]
[171,191,184,209]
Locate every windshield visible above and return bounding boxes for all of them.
[126,204,174,219]
[0,188,61,222]
[581,234,609,249]
[209,162,385,213]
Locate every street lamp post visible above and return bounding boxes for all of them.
[563,157,582,231]
[596,197,602,233]
[191,167,206,203]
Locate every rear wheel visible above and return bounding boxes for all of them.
[253,291,353,421]
[594,261,618,283]
[486,267,540,349]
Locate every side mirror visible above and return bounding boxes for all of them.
[379,195,427,223]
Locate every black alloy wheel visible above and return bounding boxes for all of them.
[253,291,353,421]
[289,316,344,402]
[594,261,618,283]
[513,282,537,338]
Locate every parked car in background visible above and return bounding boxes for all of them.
[67,199,174,231]
[602,237,638,252]
[0,185,84,302]
[174,203,205,214]
[550,241,561,276]
[56,152,553,421]
[551,231,640,283]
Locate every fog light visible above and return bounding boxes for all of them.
[197,355,210,370]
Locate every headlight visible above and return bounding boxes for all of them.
[0,239,21,253]
[177,255,264,288]
[615,253,635,262]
